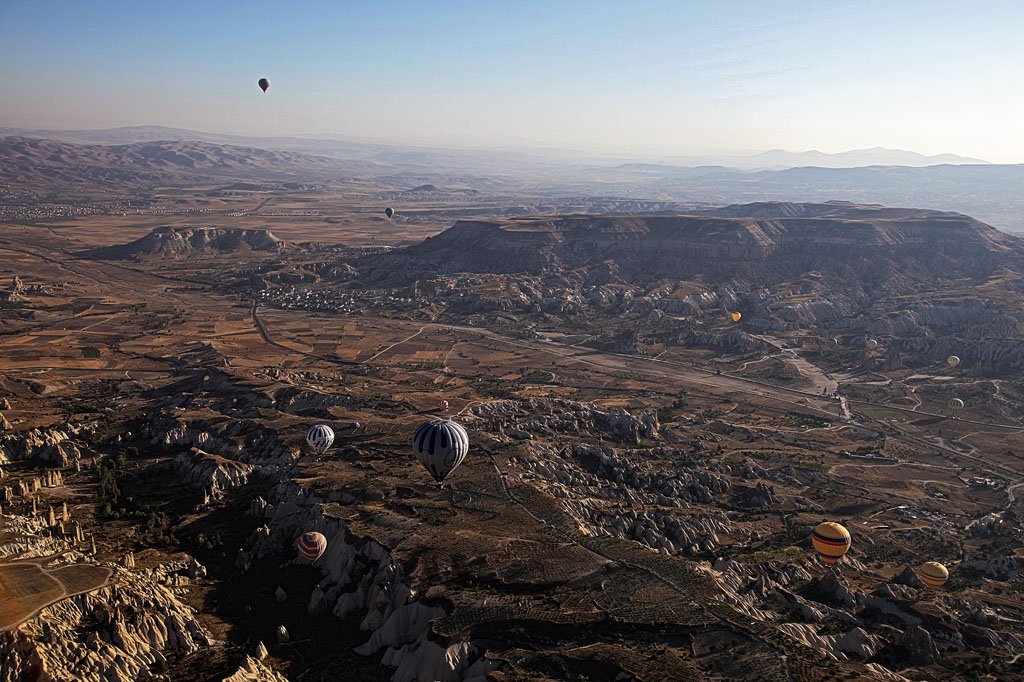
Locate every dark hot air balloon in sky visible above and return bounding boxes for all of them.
[258,78,270,93]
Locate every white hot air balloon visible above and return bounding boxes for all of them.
[306,424,335,455]
[412,419,468,486]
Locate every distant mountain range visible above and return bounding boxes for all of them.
[0,125,990,169]
[622,148,988,170]
[1,128,1020,233]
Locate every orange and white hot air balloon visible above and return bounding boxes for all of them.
[297,531,327,562]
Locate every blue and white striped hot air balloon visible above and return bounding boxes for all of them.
[412,419,469,485]
[306,424,334,455]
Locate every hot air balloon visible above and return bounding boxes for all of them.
[948,398,965,410]
[811,522,851,566]
[438,399,449,413]
[297,531,326,562]
[730,312,742,323]
[384,207,395,218]
[258,78,270,93]
[918,561,949,588]
[412,419,469,486]
[866,339,879,350]
[306,424,334,455]
[828,338,839,346]
[947,355,960,367]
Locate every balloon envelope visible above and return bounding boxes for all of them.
[297,531,327,561]
[384,207,395,218]
[730,312,741,323]
[258,78,270,93]
[811,522,851,566]
[306,424,335,454]
[866,339,879,349]
[412,419,469,484]
[438,400,449,412]
[947,355,960,367]
[828,338,839,346]
[948,398,964,410]
[918,561,949,588]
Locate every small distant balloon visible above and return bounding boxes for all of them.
[947,355,960,367]
[384,207,395,218]
[258,78,270,93]
[811,522,851,566]
[438,399,449,413]
[730,312,742,323]
[918,561,949,588]
[865,338,879,350]
[948,398,965,410]
[828,338,839,346]
[297,531,326,562]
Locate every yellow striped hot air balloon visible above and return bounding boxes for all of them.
[947,355,960,367]
[948,398,965,410]
[811,522,851,566]
[297,531,327,562]
[918,561,949,588]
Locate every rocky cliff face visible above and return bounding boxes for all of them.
[240,480,497,682]
[468,398,661,444]
[0,423,92,467]
[86,227,285,259]
[355,208,1024,294]
[0,499,214,682]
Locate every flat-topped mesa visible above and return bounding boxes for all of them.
[359,202,1023,286]
[84,226,285,259]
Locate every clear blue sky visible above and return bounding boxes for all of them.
[1,0,1022,161]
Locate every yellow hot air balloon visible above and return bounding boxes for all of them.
[948,398,964,410]
[947,355,960,367]
[811,522,851,566]
[918,561,949,588]
[730,312,742,323]
[865,338,879,350]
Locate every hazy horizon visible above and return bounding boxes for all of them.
[2,1,1022,162]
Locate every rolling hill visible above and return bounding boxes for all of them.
[0,136,381,191]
